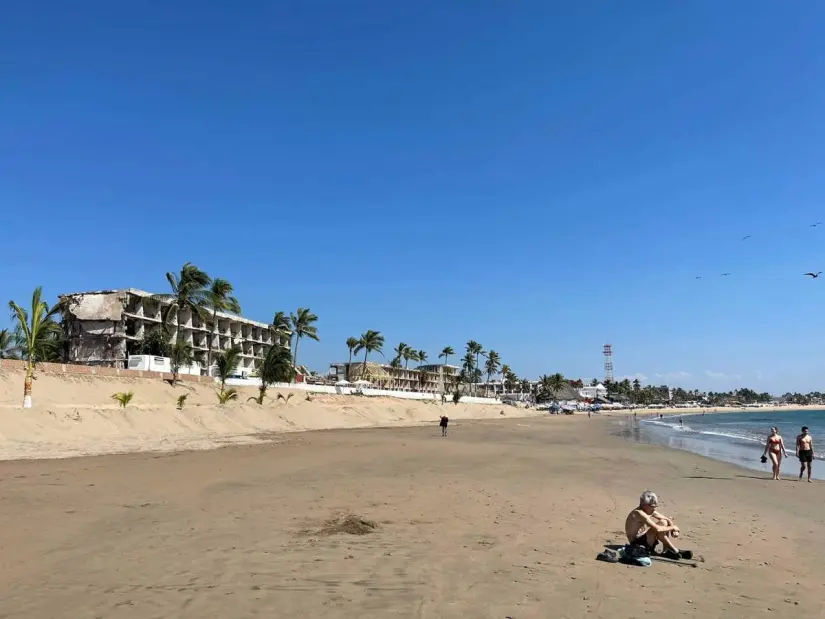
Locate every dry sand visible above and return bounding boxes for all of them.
[1,414,824,618]
[0,369,538,459]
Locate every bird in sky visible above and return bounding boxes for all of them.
[741,235,752,241]
[804,272,822,278]
[695,276,702,280]
[811,222,823,227]
[721,273,731,276]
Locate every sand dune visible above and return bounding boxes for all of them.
[0,369,535,460]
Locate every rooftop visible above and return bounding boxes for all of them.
[59,288,272,329]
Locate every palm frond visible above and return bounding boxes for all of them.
[217,388,238,404]
[291,307,320,341]
[214,346,242,388]
[112,391,135,407]
[258,344,294,387]
[176,394,188,409]
[9,287,64,365]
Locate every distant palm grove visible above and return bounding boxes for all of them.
[1,261,794,408]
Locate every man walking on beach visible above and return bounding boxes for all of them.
[439,415,449,437]
[796,426,814,482]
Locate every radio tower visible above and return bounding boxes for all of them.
[603,344,614,383]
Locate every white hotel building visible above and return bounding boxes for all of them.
[59,288,274,374]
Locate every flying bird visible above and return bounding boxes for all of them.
[721,273,731,276]
[741,235,752,241]
[695,276,702,280]
[812,222,823,227]
[804,272,822,278]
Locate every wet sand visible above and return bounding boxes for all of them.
[1,416,823,618]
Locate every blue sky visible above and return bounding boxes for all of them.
[2,1,825,392]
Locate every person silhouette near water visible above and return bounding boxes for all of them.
[763,427,788,481]
[439,415,449,437]
[796,426,814,482]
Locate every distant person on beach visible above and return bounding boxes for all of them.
[796,426,814,482]
[763,427,788,481]
[625,490,692,560]
[679,417,683,427]
[439,415,449,437]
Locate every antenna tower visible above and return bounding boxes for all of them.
[603,344,614,383]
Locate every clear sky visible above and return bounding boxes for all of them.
[2,1,825,393]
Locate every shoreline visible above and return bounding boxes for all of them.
[617,408,825,480]
[605,403,825,416]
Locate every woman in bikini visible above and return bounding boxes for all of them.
[762,426,788,481]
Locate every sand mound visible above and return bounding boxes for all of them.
[317,515,379,536]
[0,369,540,460]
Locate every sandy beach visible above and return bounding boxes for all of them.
[1,411,824,618]
[0,369,540,459]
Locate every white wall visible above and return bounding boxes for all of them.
[127,355,201,375]
[223,378,501,405]
[128,355,171,373]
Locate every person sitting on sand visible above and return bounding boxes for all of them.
[763,427,788,481]
[796,426,814,483]
[439,415,449,437]
[625,490,692,560]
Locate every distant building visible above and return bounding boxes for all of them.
[579,383,608,400]
[328,362,460,393]
[59,288,274,373]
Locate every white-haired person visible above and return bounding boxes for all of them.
[625,490,692,560]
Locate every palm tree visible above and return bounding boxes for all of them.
[466,341,484,395]
[345,336,359,380]
[549,372,567,403]
[354,330,384,381]
[467,340,484,394]
[439,346,454,367]
[417,350,428,367]
[289,307,319,374]
[250,344,294,404]
[214,345,242,391]
[404,348,420,369]
[500,363,513,392]
[0,328,19,359]
[484,350,501,396]
[271,311,292,349]
[204,278,241,377]
[8,287,64,408]
[217,388,239,404]
[393,342,410,368]
[154,263,212,383]
[169,341,194,381]
[461,351,475,394]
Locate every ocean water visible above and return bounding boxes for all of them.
[620,409,825,480]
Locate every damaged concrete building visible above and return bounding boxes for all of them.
[59,289,275,373]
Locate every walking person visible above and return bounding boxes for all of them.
[762,427,788,481]
[439,415,449,437]
[796,426,814,482]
